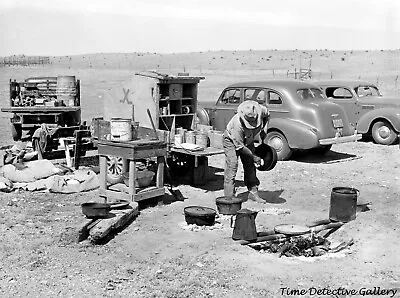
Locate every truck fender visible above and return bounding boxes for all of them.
[357,108,400,133]
[196,106,210,126]
[267,118,319,149]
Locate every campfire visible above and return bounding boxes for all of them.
[248,233,354,258]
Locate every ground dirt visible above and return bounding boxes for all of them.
[0,59,399,297]
[0,141,399,298]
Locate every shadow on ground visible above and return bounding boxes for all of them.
[237,189,286,204]
[292,150,360,164]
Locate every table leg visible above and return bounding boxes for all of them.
[60,138,72,168]
[129,160,136,201]
[192,156,208,186]
[99,155,107,190]
[156,156,164,189]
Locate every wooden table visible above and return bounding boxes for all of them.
[169,146,224,185]
[98,139,167,202]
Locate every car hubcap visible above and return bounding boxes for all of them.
[378,126,390,139]
[269,136,283,151]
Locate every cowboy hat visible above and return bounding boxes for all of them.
[237,100,262,129]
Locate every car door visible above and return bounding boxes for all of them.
[324,86,359,127]
[209,88,242,131]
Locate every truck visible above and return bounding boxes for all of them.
[1,76,83,151]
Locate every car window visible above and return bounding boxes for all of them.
[297,88,326,100]
[310,88,325,99]
[244,89,267,104]
[324,87,353,100]
[267,91,282,104]
[355,86,381,97]
[219,88,241,104]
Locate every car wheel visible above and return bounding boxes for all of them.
[106,156,128,185]
[11,124,22,141]
[371,121,398,145]
[266,131,292,161]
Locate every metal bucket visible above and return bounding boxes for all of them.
[196,131,208,148]
[57,76,76,106]
[329,187,359,222]
[110,118,132,141]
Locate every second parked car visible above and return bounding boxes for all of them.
[197,80,361,160]
[314,80,400,145]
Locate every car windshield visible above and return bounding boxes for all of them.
[296,88,326,100]
[354,86,381,97]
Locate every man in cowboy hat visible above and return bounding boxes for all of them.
[223,100,270,203]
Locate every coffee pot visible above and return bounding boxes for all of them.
[231,208,258,241]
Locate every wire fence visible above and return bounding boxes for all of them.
[0,56,50,67]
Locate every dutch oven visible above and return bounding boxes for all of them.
[215,196,243,215]
[254,143,278,171]
[184,206,217,226]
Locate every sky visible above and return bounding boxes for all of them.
[0,0,399,56]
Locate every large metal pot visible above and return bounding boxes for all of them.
[184,206,216,226]
[215,196,242,215]
[81,202,111,219]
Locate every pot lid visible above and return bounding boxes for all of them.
[184,206,216,217]
[274,224,310,235]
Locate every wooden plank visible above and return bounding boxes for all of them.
[98,145,167,159]
[132,187,165,201]
[98,139,166,148]
[88,205,139,243]
[170,146,224,157]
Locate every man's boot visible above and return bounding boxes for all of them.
[248,186,265,203]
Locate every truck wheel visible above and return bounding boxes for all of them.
[11,124,22,141]
[372,121,398,145]
[106,156,128,185]
[266,131,292,161]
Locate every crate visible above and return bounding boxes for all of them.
[91,118,110,140]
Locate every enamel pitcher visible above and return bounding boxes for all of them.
[231,208,258,241]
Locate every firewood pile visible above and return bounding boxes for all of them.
[249,235,354,258]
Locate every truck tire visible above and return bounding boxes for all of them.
[11,124,22,141]
[266,131,292,161]
[371,120,398,145]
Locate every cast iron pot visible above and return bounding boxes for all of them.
[184,206,217,226]
[215,196,243,215]
[254,143,278,171]
[81,202,111,219]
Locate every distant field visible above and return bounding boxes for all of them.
[1,49,399,146]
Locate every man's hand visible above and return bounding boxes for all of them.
[253,155,262,167]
